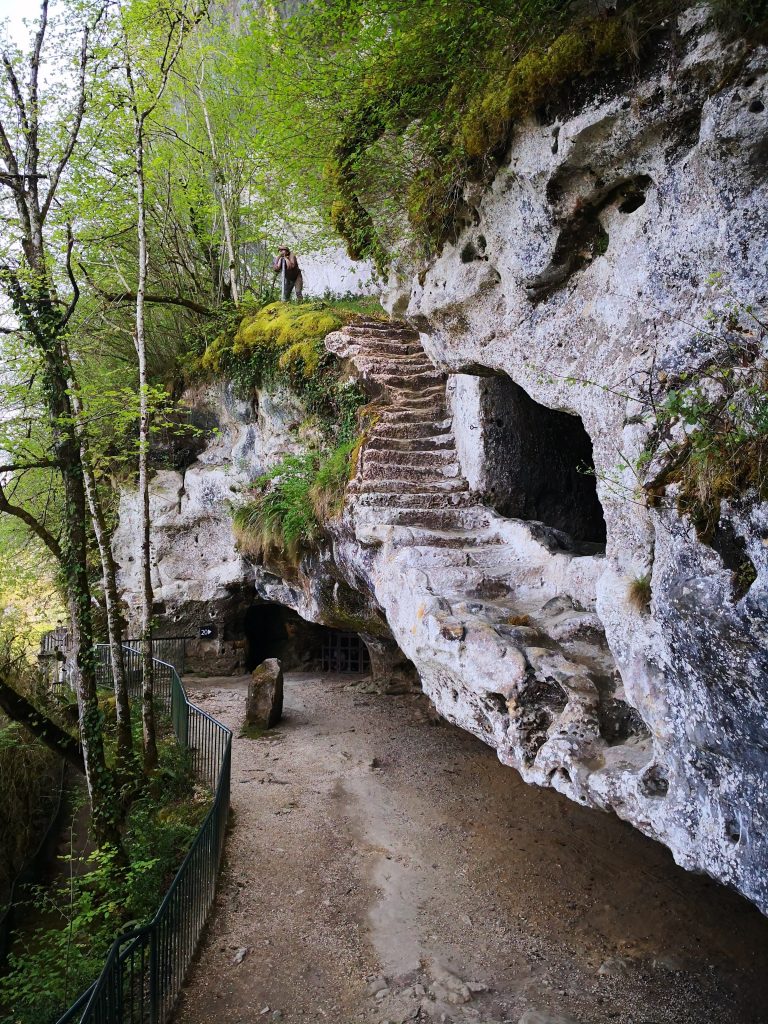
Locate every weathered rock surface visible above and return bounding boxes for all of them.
[369,10,768,912]
[113,381,412,683]
[247,659,284,729]
[114,10,768,914]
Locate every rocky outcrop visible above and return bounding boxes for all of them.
[372,9,768,910]
[112,381,411,681]
[114,9,768,913]
[327,320,642,867]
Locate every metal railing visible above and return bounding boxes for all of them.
[56,645,231,1024]
[123,637,191,678]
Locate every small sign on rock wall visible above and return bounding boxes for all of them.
[199,624,217,640]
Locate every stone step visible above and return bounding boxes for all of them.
[365,435,455,452]
[349,477,469,495]
[395,402,448,417]
[352,491,475,509]
[359,525,498,549]
[379,372,445,390]
[344,322,415,335]
[353,350,433,365]
[388,546,475,569]
[349,334,419,346]
[387,388,446,403]
[363,449,458,469]
[356,507,492,530]
[362,462,462,481]
[386,403,448,419]
[420,567,506,595]
[369,419,452,439]
[465,546,528,570]
[354,359,435,377]
[377,411,452,428]
[344,334,422,351]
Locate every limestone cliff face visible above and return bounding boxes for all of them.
[114,10,768,913]
[379,9,768,909]
[113,381,409,681]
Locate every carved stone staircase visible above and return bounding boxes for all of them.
[325,319,649,808]
[344,321,491,541]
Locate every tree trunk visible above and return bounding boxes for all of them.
[64,344,135,770]
[0,1,124,850]
[196,75,239,305]
[119,2,196,774]
[42,340,122,848]
[82,437,134,767]
[134,120,159,774]
[0,676,85,773]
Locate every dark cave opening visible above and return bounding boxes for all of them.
[479,376,607,546]
[243,603,370,674]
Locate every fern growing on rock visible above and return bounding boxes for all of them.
[232,439,361,562]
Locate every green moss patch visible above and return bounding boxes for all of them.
[322,1,690,261]
[202,301,343,379]
[202,300,370,443]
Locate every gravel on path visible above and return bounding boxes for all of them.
[173,673,768,1024]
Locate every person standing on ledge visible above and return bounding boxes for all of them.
[273,244,303,301]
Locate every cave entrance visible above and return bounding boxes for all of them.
[243,603,370,674]
[321,631,371,674]
[480,376,607,546]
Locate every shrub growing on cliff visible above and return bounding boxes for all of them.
[233,453,320,560]
[649,295,768,528]
[244,0,692,264]
[637,285,767,596]
[232,439,361,562]
[627,574,652,613]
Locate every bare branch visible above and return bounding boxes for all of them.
[0,461,57,472]
[0,116,21,182]
[41,17,87,221]
[94,287,213,316]
[0,478,63,561]
[60,223,80,329]
[138,2,204,124]
[28,0,49,131]
[1,53,30,137]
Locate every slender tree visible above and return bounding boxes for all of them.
[61,305,134,771]
[0,0,122,844]
[195,60,240,305]
[117,0,201,772]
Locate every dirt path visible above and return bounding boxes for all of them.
[174,674,768,1024]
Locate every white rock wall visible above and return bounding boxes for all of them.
[282,243,377,297]
[446,375,486,493]
[113,382,308,665]
[380,12,768,908]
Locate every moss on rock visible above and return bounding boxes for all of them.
[202,301,344,379]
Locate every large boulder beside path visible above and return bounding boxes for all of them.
[246,658,284,729]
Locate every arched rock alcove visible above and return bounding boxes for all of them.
[451,374,606,547]
[244,603,371,674]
